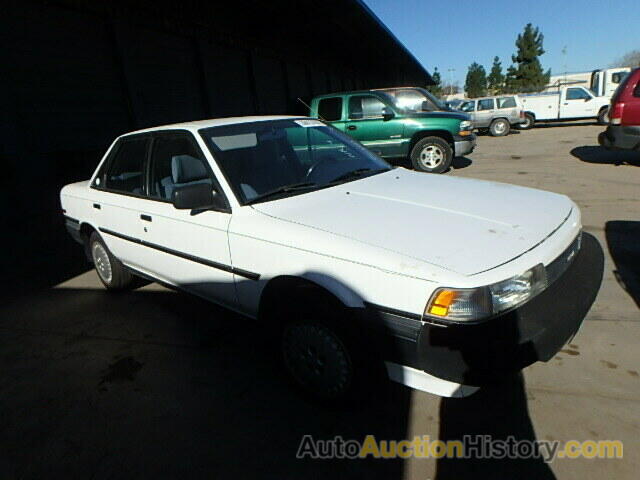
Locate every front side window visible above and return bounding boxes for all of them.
[317,97,343,122]
[497,97,517,108]
[566,88,591,100]
[105,136,149,195]
[348,95,386,119]
[200,119,390,204]
[460,101,475,112]
[149,134,212,201]
[477,99,495,111]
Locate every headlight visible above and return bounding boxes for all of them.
[459,120,473,131]
[424,264,548,322]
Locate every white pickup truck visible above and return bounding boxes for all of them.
[519,86,610,129]
[60,116,603,402]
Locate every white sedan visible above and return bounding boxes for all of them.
[61,116,603,401]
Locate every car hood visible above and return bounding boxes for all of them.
[251,169,573,276]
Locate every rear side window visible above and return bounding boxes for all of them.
[497,97,516,108]
[477,99,495,111]
[317,97,343,121]
[105,137,149,195]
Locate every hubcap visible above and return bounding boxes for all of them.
[92,242,113,284]
[494,121,507,134]
[419,144,444,169]
[282,323,352,398]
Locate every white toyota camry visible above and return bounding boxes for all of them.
[60,116,603,401]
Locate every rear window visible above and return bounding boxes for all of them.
[634,80,640,98]
[497,97,517,108]
[611,69,639,103]
[317,97,343,122]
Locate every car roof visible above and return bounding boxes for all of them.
[466,94,519,101]
[313,89,398,99]
[121,115,302,136]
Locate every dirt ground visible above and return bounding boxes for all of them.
[0,122,638,479]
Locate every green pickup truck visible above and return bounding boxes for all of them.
[310,87,475,173]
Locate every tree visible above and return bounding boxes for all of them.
[508,23,550,93]
[427,67,443,96]
[487,56,505,93]
[465,62,487,98]
[612,49,640,68]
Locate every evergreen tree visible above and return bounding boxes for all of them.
[427,67,443,97]
[487,56,505,93]
[509,23,551,92]
[465,62,487,98]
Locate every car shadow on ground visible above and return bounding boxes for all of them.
[570,145,640,166]
[533,121,599,129]
[0,277,563,478]
[389,156,472,172]
[605,220,640,309]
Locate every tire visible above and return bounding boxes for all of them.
[518,113,534,130]
[489,118,510,137]
[89,232,137,291]
[280,293,380,404]
[597,108,609,125]
[410,136,453,174]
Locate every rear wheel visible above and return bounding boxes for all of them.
[89,232,137,291]
[518,113,535,130]
[489,118,510,136]
[597,107,609,125]
[410,136,453,174]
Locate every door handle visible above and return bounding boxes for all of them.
[93,203,101,210]
[347,125,357,131]
[140,214,152,222]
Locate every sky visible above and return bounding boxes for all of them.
[363,0,639,86]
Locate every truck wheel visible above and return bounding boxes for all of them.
[89,232,137,291]
[597,108,609,125]
[489,118,510,136]
[518,113,534,130]
[410,137,453,174]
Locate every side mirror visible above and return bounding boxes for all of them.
[585,97,592,102]
[172,183,221,211]
[421,100,431,111]
[382,107,395,121]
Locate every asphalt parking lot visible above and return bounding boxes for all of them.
[1,123,638,479]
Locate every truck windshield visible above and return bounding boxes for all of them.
[200,119,390,205]
[380,87,447,112]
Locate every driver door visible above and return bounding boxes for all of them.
[345,94,405,157]
[136,131,238,309]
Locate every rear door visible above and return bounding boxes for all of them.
[135,131,237,308]
[561,88,598,119]
[344,94,404,157]
[92,134,157,271]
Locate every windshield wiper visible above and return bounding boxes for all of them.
[328,168,387,185]
[245,182,317,205]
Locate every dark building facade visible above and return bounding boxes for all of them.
[0,0,431,295]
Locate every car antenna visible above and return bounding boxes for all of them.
[297,97,326,122]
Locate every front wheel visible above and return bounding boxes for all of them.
[410,136,453,173]
[489,118,510,136]
[89,232,138,291]
[597,108,609,125]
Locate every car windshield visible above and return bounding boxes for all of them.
[200,119,390,205]
[380,87,447,112]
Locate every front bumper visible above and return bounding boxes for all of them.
[454,133,476,157]
[599,125,640,151]
[365,232,604,387]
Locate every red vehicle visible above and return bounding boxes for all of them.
[599,67,640,151]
